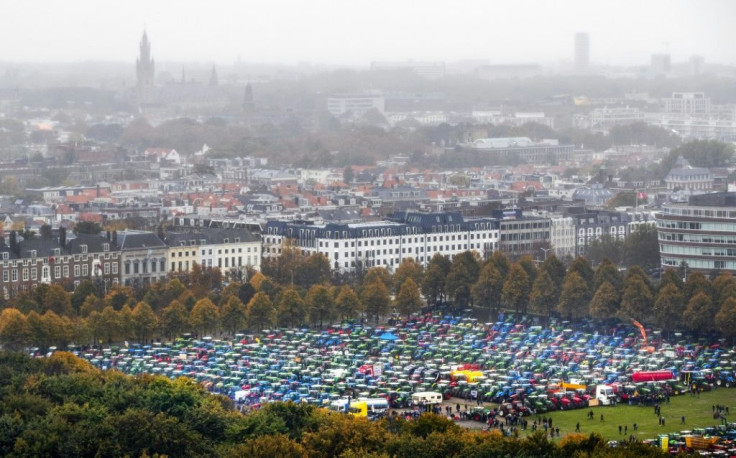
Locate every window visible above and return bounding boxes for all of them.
[11,270,17,281]
[103,243,110,252]
[112,263,118,274]
[74,265,81,277]
[55,266,61,279]
[82,265,89,276]
[63,266,69,278]
[125,263,130,274]
[160,260,165,272]
[2,271,7,282]
[133,262,139,274]
[81,245,88,254]
[104,263,110,275]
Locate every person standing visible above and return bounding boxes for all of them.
[576,422,580,432]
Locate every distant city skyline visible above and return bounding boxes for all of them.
[1,0,735,66]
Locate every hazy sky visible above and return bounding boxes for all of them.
[2,0,735,66]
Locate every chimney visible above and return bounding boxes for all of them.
[59,227,67,248]
[107,231,111,242]
[112,231,118,245]
[96,184,100,198]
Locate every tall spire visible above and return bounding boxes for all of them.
[136,29,155,89]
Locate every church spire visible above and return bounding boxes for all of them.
[136,29,155,89]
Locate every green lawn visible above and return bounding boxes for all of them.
[522,389,736,441]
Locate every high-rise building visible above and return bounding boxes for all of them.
[574,32,589,71]
[136,30,155,90]
[650,54,671,76]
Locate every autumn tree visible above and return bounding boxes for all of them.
[653,284,685,335]
[395,278,423,317]
[712,272,736,308]
[619,275,654,322]
[189,298,220,336]
[487,251,510,280]
[393,258,424,295]
[422,253,451,305]
[590,281,620,321]
[118,305,135,341]
[557,272,589,321]
[246,292,276,331]
[659,268,683,292]
[684,271,712,304]
[567,257,594,290]
[593,258,623,291]
[502,263,531,316]
[472,263,504,321]
[306,284,335,328]
[1,309,33,350]
[529,270,557,325]
[445,251,480,307]
[277,288,307,328]
[715,297,736,343]
[334,285,363,321]
[132,301,158,343]
[683,291,716,335]
[295,253,332,288]
[363,267,393,292]
[161,300,189,339]
[362,279,391,323]
[220,296,247,335]
[623,224,660,269]
[97,306,121,343]
[43,284,73,316]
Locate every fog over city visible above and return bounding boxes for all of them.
[1,0,735,66]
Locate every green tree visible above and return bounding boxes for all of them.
[606,191,636,209]
[362,279,391,323]
[306,284,335,328]
[189,298,220,336]
[590,281,620,321]
[296,253,331,288]
[393,258,424,295]
[246,292,276,331]
[501,263,530,316]
[715,297,736,343]
[683,291,716,335]
[620,275,654,322]
[277,288,307,328]
[343,166,354,184]
[667,140,734,169]
[334,285,362,321]
[73,221,102,235]
[220,296,247,335]
[71,280,98,314]
[623,225,660,269]
[132,301,158,343]
[238,282,257,305]
[557,272,589,321]
[394,278,423,317]
[422,254,451,304]
[529,270,557,325]
[161,300,188,339]
[654,284,685,335]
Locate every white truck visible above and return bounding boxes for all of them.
[595,385,615,405]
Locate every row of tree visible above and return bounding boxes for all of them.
[0,351,671,457]
[2,243,735,351]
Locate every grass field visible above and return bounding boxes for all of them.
[520,388,736,441]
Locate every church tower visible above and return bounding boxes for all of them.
[136,30,155,89]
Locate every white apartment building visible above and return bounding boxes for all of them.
[263,212,499,272]
[166,228,261,277]
[549,216,576,259]
[327,92,385,116]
